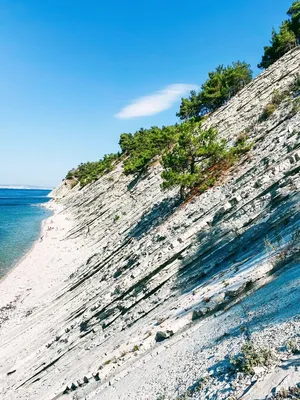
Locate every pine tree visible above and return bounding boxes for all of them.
[258,1,299,69]
[177,62,252,120]
[287,1,300,43]
[161,121,226,199]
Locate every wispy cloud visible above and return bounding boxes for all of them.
[114,83,198,119]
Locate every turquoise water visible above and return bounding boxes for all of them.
[0,188,52,278]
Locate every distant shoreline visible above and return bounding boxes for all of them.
[0,186,54,190]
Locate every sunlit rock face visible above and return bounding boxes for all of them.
[0,47,299,400]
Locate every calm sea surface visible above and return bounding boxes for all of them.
[0,188,52,278]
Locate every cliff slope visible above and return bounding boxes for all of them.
[0,48,300,400]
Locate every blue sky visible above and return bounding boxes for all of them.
[0,0,292,187]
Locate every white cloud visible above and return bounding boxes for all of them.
[114,83,198,119]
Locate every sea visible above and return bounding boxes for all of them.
[0,188,52,278]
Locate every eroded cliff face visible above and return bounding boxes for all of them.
[0,48,300,400]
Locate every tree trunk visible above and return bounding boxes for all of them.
[190,157,196,175]
[180,186,185,200]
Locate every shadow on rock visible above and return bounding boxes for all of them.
[176,193,300,297]
[127,197,180,239]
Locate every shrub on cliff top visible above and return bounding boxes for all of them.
[119,125,179,175]
[177,61,252,120]
[66,152,120,187]
[258,1,300,69]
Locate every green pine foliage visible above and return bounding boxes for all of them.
[175,90,201,120]
[161,121,251,199]
[176,62,252,120]
[119,125,179,175]
[258,1,299,69]
[65,170,75,180]
[288,1,300,43]
[65,152,120,187]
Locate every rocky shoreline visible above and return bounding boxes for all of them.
[0,201,87,341]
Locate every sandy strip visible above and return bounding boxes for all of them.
[0,203,53,285]
[0,200,85,334]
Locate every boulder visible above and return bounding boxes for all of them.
[155,330,173,342]
[192,308,206,321]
